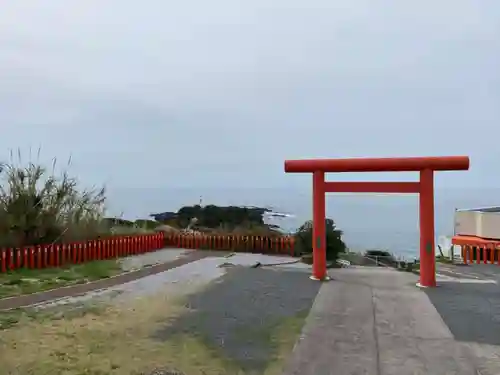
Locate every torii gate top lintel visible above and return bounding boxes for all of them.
[284,156,470,173]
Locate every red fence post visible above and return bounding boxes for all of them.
[119,237,124,257]
[54,245,60,266]
[91,241,97,261]
[7,248,13,271]
[47,245,54,267]
[15,248,22,269]
[101,240,106,259]
[107,239,111,258]
[60,244,66,265]
[82,243,87,264]
[113,238,118,257]
[1,249,5,273]
[125,237,130,255]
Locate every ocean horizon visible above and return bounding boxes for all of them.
[104,186,500,259]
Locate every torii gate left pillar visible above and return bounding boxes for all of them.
[284,156,470,288]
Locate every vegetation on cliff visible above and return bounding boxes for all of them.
[151,205,279,234]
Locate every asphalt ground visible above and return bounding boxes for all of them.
[429,262,500,347]
[437,262,500,280]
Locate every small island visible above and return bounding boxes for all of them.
[150,204,282,235]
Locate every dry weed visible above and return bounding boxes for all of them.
[0,286,305,375]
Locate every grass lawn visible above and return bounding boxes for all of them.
[0,260,123,299]
[0,288,306,375]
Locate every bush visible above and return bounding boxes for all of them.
[0,156,107,248]
[294,219,346,262]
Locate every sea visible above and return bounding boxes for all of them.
[106,187,500,260]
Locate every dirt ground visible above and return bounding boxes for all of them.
[0,268,317,375]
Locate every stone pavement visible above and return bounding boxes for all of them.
[282,267,500,375]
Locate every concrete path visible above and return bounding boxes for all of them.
[283,267,500,375]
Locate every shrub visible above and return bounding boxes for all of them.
[0,156,107,248]
[294,219,346,262]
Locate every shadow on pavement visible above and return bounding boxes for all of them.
[425,281,500,346]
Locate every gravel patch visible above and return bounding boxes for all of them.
[32,253,310,310]
[35,257,229,309]
[119,248,192,271]
[153,267,321,373]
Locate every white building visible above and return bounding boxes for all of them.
[454,206,500,240]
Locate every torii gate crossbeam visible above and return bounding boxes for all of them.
[284,156,470,288]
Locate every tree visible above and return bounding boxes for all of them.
[294,218,346,262]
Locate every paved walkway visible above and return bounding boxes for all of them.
[283,267,500,375]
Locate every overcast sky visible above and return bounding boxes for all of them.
[1,1,499,197]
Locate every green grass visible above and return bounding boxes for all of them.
[0,260,123,299]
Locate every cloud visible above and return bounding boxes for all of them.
[0,0,498,195]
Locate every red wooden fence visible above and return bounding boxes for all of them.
[459,245,500,265]
[452,235,500,265]
[0,233,296,273]
[164,233,295,255]
[0,233,164,273]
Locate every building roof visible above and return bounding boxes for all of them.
[456,206,500,213]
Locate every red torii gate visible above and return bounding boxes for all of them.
[284,156,470,288]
